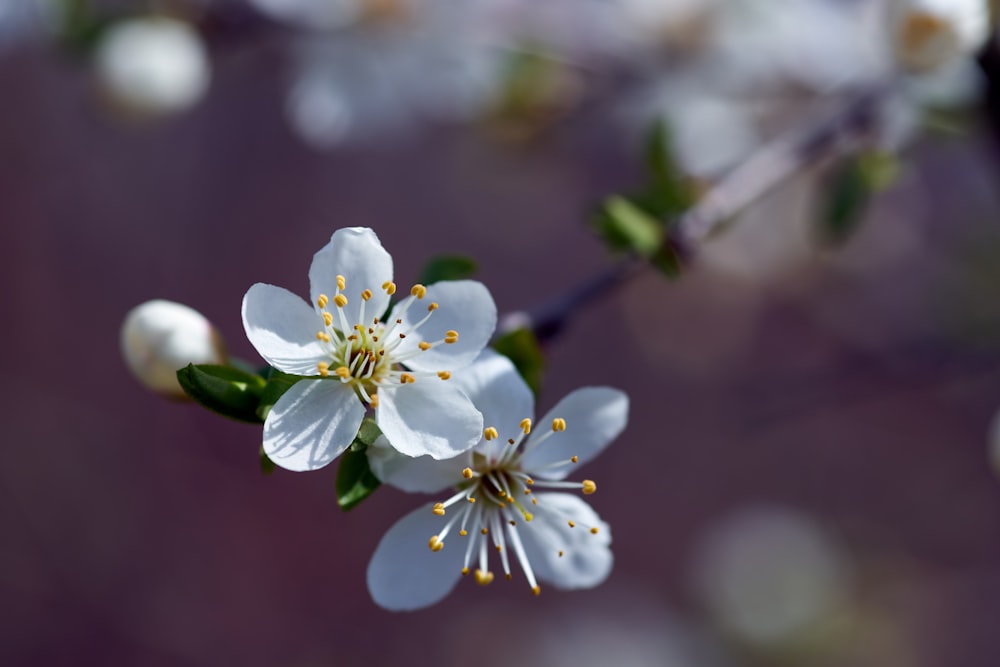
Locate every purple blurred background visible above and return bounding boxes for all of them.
[3,16,1000,667]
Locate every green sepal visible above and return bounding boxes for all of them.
[260,445,276,476]
[418,255,479,285]
[492,327,546,398]
[335,418,383,511]
[255,368,304,422]
[176,364,267,424]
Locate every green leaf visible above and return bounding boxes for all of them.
[335,419,383,511]
[418,255,479,285]
[176,364,266,423]
[492,327,546,398]
[601,196,664,256]
[255,368,303,422]
[260,445,276,476]
[818,157,871,246]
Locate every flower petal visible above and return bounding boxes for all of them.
[451,349,534,440]
[521,387,629,480]
[309,227,393,326]
[376,380,482,459]
[242,283,327,375]
[520,493,613,590]
[263,379,364,471]
[367,502,466,611]
[367,435,467,494]
[396,280,497,373]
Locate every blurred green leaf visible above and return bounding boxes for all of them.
[260,445,276,476]
[336,418,383,511]
[819,157,872,246]
[176,364,266,424]
[857,151,900,192]
[418,255,478,285]
[600,196,664,256]
[492,327,545,397]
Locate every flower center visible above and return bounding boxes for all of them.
[313,277,459,406]
[426,416,601,596]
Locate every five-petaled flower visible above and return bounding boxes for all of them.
[366,350,629,610]
[242,227,497,469]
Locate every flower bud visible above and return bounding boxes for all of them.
[892,0,990,73]
[121,299,226,398]
[94,17,210,118]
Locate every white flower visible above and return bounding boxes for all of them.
[94,17,210,117]
[121,299,226,398]
[366,350,628,610]
[242,227,496,470]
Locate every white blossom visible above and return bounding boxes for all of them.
[242,227,496,470]
[366,350,628,610]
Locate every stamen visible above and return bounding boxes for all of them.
[520,418,532,434]
[418,341,432,351]
[370,393,379,408]
[484,427,499,441]
[317,362,330,377]
[316,331,330,342]
[582,480,597,494]
[433,503,446,516]
[462,468,474,479]
[437,371,451,380]
[427,302,438,311]
[410,284,427,299]
[444,330,459,344]
[382,281,396,295]
[323,312,334,326]
[568,521,576,528]
[399,373,416,384]
[428,535,444,552]
[590,527,600,534]
[336,275,346,290]
[361,289,373,301]
[475,570,494,586]
[552,418,567,432]
[335,366,350,379]
[317,294,329,308]
[532,586,541,596]
[333,294,348,308]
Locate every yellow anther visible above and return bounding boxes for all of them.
[484,427,499,441]
[316,331,331,342]
[418,341,432,351]
[432,503,446,516]
[582,480,597,495]
[333,294,348,308]
[481,527,489,535]
[317,362,330,377]
[427,302,438,312]
[323,312,334,327]
[461,567,470,576]
[532,586,541,596]
[506,573,513,581]
[400,373,416,384]
[571,456,579,463]
[410,284,427,299]
[361,289,373,301]
[335,366,351,379]
[590,527,600,534]
[498,490,507,498]
[462,468,473,479]
[370,393,379,408]
[524,489,531,495]
[520,418,532,434]
[558,550,564,557]
[525,478,534,486]
[524,513,533,522]
[475,570,494,586]
[495,544,502,552]
[437,371,451,381]
[567,520,576,528]
[336,275,346,290]
[468,497,476,504]
[317,294,329,308]
[531,498,538,505]
[444,330,459,344]
[428,535,444,552]
[459,529,468,537]
[552,418,566,432]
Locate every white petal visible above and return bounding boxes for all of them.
[396,280,497,372]
[367,435,466,494]
[521,387,629,480]
[242,283,327,375]
[376,380,482,459]
[520,493,613,590]
[309,227,393,326]
[263,379,364,471]
[450,350,534,439]
[367,502,466,611]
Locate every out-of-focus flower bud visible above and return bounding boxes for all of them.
[893,0,990,73]
[121,300,226,398]
[94,17,210,118]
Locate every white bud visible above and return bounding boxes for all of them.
[892,0,990,73]
[94,17,210,117]
[121,300,226,398]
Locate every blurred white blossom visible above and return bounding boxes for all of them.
[121,299,226,398]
